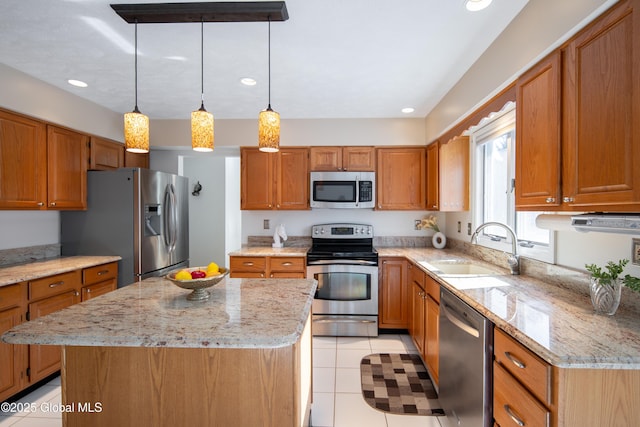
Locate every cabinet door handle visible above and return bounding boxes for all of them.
[504,351,526,369]
[243,262,254,266]
[260,273,265,278]
[281,262,293,266]
[49,281,64,288]
[545,197,555,203]
[86,288,91,293]
[270,273,274,278]
[50,202,57,207]
[562,196,574,203]
[37,202,44,206]
[503,404,525,426]
[97,270,109,276]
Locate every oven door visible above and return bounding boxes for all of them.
[307,263,378,337]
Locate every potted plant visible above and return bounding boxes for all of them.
[417,215,446,249]
[585,259,640,315]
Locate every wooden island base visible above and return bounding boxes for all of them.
[61,321,311,427]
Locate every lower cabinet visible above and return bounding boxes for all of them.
[229,256,306,279]
[425,275,440,386]
[410,275,426,356]
[0,261,118,401]
[379,258,409,329]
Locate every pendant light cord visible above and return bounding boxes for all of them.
[134,19,139,112]
[200,19,205,107]
[267,16,271,109]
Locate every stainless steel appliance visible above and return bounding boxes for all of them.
[310,171,375,209]
[306,223,378,337]
[439,287,493,427]
[61,168,189,288]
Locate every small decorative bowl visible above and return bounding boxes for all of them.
[166,267,228,301]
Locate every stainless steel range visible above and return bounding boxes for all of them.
[306,223,379,337]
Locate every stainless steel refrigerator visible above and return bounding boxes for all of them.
[61,168,189,288]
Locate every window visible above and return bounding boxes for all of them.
[472,103,555,263]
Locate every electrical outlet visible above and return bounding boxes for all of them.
[467,223,472,235]
[263,219,270,230]
[457,221,461,233]
[414,220,421,230]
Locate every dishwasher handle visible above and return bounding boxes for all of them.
[441,301,480,338]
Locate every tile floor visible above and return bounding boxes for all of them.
[0,334,447,427]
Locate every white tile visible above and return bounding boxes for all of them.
[336,337,371,350]
[370,334,408,352]
[44,377,60,387]
[336,348,374,369]
[0,417,19,426]
[16,387,59,407]
[334,393,387,427]
[15,387,61,420]
[311,392,334,427]
[313,348,337,368]
[334,368,362,393]
[9,417,61,427]
[386,413,444,427]
[313,336,337,349]
[313,367,336,393]
[401,334,419,352]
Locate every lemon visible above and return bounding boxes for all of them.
[207,262,219,274]
[175,270,192,281]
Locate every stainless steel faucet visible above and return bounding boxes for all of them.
[470,222,520,275]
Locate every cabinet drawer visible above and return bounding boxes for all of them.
[0,284,22,311]
[494,362,550,427]
[494,328,551,405]
[230,257,267,273]
[29,271,81,301]
[269,257,305,273]
[83,262,118,286]
[82,280,116,301]
[425,275,440,304]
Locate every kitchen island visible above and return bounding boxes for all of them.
[2,276,316,427]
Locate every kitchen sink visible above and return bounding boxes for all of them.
[419,260,502,276]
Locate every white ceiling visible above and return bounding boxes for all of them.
[0,0,529,120]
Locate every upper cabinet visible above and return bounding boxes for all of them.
[89,136,124,171]
[46,125,88,210]
[0,109,47,209]
[309,146,375,171]
[124,150,150,169]
[439,136,469,211]
[426,142,439,211]
[516,0,640,211]
[376,147,426,210]
[241,147,309,210]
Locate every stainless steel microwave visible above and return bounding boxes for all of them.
[310,171,375,209]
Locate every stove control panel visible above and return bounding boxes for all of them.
[312,223,373,238]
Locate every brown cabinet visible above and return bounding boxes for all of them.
[309,146,375,171]
[0,109,47,209]
[124,150,150,169]
[89,136,124,170]
[379,258,409,329]
[81,262,118,301]
[0,284,26,402]
[240,147,309,210]
[516,0,640,211]
[424,275,439,386]
[426,142,439,210]
[376,147,426,210]
[439,136,469,211]
[409,265,426,356]
[46,125,88,210]
[229,256,306,278]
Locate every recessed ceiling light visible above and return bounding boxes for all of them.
[68,79,88,88]
[401,107,415,114]
[241,78,257,86]
[465,0,493,12]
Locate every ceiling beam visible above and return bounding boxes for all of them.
[110,2,289,24]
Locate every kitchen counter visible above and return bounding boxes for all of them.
[228,246,309,257]
[0,255,121,288]
[378,247,640,369]
[2,276,316,427]
[2,276,316,348]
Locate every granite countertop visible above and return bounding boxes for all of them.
[2,276,317,349]
[378,247,640,370]
[0,255,122,288]
[228,246,309,257]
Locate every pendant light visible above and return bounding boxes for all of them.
[258,17,280,153]
[191,19,214,152]
[124,20,150,153]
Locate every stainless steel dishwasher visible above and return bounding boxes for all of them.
[439,287,493,427]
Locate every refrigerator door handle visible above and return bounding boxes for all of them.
[163,184,178,252]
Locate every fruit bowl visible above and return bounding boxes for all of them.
[165,267,228,301]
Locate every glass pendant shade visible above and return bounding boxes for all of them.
[258,107,280,152]
[191,105,214,152]
[124,108,149,153]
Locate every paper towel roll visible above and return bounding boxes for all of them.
[535,214,575,231]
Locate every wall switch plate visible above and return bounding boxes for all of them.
[467,223,472,235]
[263,219,270,230]
[457,221,461,233]
[633,238,640,265]
[415,220,421,230]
